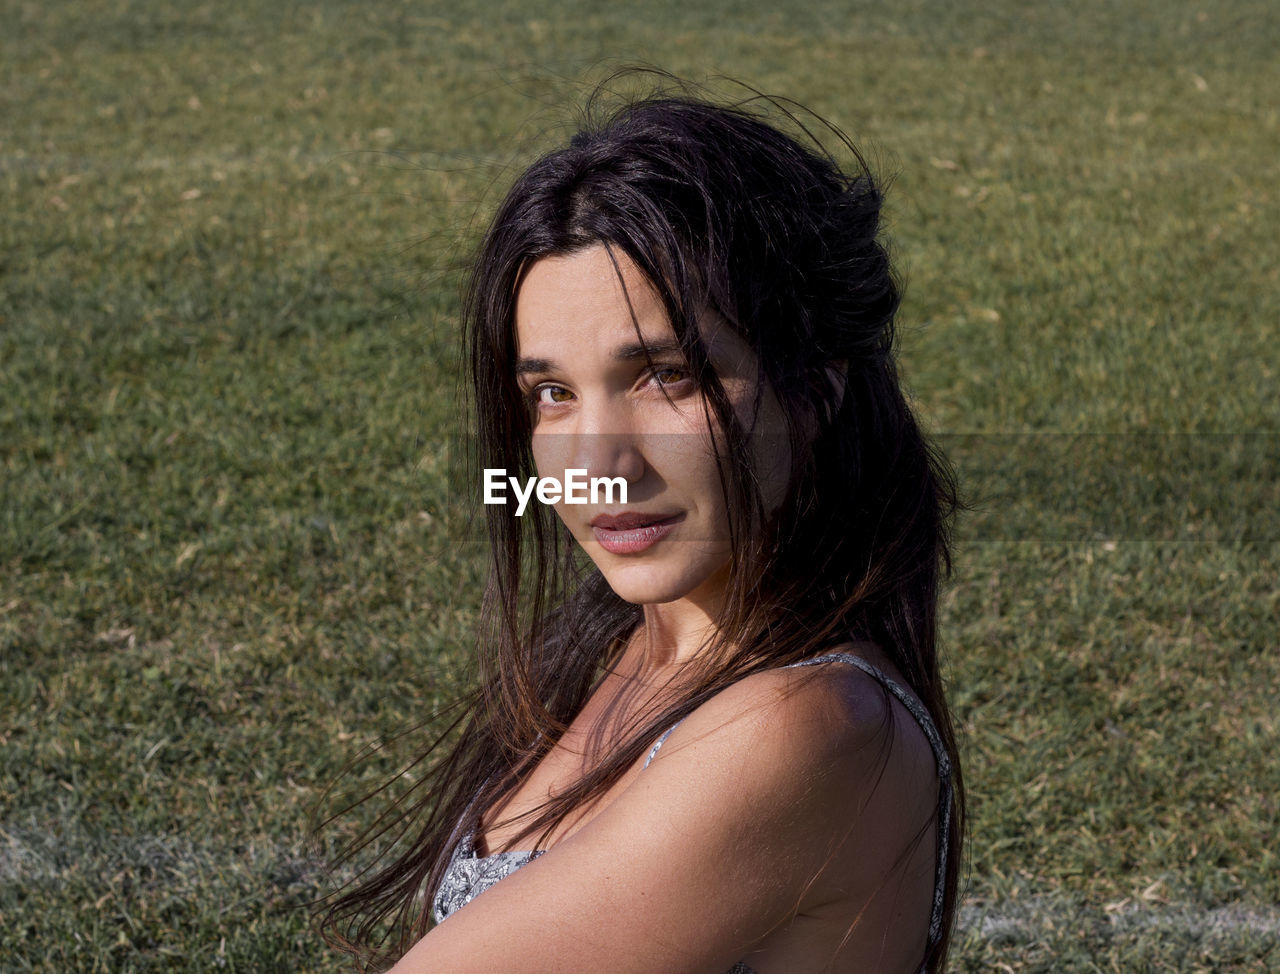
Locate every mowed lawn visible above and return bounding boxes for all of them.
[2,1,1277,970]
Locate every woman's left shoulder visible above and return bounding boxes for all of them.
[717,645,908,731]
[655,649,910,788]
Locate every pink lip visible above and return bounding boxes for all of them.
[590,512,682,554]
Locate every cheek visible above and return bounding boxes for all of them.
[528,438,582,532]
[529,432,573,481]
[650,436,725,496]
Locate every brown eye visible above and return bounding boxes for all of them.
[534,385,574,405]
[653,367,691,386]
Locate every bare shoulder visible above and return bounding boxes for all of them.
[652,651,916,783]
[395,652,941,973]
[630,650,940,916]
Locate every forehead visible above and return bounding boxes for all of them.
[514,244,670,352]
[513,244,754,373]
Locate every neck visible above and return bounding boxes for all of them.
[634,609,709,668]
[634,571,728,669]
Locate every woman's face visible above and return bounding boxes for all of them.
[513,244,791,610]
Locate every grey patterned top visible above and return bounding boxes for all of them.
[431,653,952,974]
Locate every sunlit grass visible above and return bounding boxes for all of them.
[2,1,1277,970]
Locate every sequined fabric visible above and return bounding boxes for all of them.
[430,829,545,923]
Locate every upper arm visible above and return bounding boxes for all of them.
[393,665,925,974]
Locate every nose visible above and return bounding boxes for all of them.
[533,399,646,490]
[571,430,646,487]
[573,395,646,485]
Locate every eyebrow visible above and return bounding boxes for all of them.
[514,340,687,377]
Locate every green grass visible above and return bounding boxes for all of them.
[2,0,1278,970]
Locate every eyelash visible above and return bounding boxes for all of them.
[526,367,693,408]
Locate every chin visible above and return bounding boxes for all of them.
[595,567,692,606]
[587,549,728,607]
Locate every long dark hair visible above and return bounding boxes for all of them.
[322,82,964,972]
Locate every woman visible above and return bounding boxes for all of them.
[324,87,964,974]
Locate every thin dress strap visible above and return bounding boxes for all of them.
[643,718,685,769]
[786,652,953,947]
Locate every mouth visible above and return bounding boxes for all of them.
[589,512,683,554]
